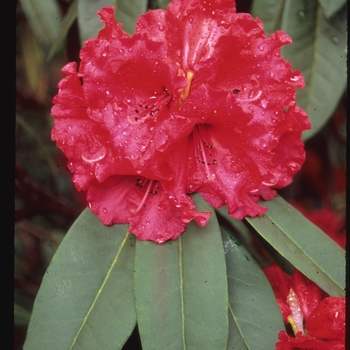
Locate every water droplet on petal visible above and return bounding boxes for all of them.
[102,208,108,214]
[81,142,107,163]
[102,52,107,57]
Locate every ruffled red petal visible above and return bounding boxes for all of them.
[276,331,345,350]
[86,175,210,243]
[306,297,345,340]
[52,0,310,242]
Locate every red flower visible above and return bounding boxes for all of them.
[263,264,345,350]
[52,0,310,242]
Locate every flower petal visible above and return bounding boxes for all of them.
[306,297,345,340]
[86,175,210,243]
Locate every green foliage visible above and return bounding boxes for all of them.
[23,209,136,350]
[251,0,347,141]
[222,229,284,349]
[134,194,228,350]
[246,196,345,297]
[19,0,62,48]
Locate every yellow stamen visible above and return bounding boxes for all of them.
[287,315,300,336]
[178,70,194,109]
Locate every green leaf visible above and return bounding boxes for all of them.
[24,209,136,350]
[156,0,172,10]
[245,195,345,297]
[19,0,62,47]
[251,0,286,35]
[78,0,117,44]
[134,194,228,350]
[48,0,78,60]
[280,0,347,141]
[318,0,347,17]
[116,0,148,35]
[222,228,284,350]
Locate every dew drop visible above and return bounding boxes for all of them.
[119,48,124,54]
[332,36,339,44]
[102,52,107,57]
[102,208,108,214]
[299,11,305,17]
[258,44,265,51]
[88,202,92,209]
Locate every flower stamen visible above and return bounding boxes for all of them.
[128,87,174,124]
[132,178,159,213]
[193,125,216,181]
[178,70,194,109]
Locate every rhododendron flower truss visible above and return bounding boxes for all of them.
[51,0,310,242]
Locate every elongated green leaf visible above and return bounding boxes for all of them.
[245,195,345,297]
[134,194,228,350]
[19,0,62,47]
[24,209,136,350]
[251,0,286,35]
[48,0,78,60]
[280,0,347,141]
[318,0,347,17]
[78,0,117,44]
[116,0,148,35]
[222,228,284,350]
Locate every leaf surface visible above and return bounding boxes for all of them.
[19,0,62,47]
[245,195,345,297]
[78,0,116,44]
[134,194,228,350]
[116,0,147,34]
[318,0,347,17]
[24,209,136,350]
[48,0,78,60]
[222,228,284,349]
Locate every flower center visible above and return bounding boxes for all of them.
[193,125,217,181]
[132,178,160,214]
[178,69,194,109]
[128,87,174,124]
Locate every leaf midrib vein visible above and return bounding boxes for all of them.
[69,231,130,349]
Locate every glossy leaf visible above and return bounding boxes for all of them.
[134,194,228,350]
[222,228,284,350]
[280,0,347,141]
[48,0,78,60]
[245,195,345,297]
[19,0,62,47]
[78,0,116,44]
[116,0,148,35]
[318,0,347,17]
[23,209,136,350]
[251,0,286,35]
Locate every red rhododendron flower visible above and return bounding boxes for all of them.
[263,264,345,350]
[51,0,310,243]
